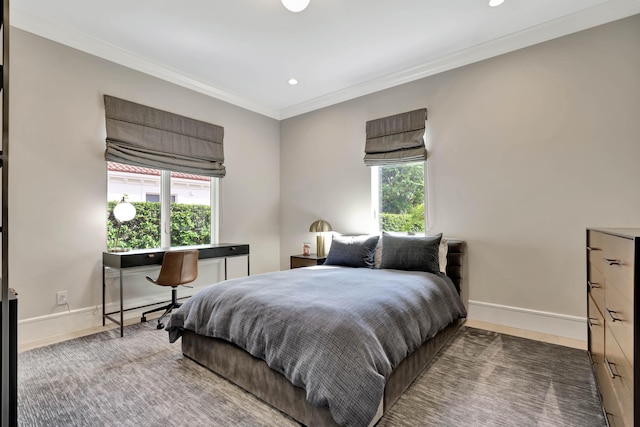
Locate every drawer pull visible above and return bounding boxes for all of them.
[230,246,237,251]
[586,246,599,252]
[148,254,155,258]
[604,258,622,266]
[587,280,600,290]
[604,358,619,379]
[605,308,621,322]
[587,318,598,328]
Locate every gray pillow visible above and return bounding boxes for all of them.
[324,235,380,268]
[379,232,442,273]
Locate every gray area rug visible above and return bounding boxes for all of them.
[18,323,605,426]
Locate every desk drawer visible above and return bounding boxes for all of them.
[200,244,250,259]
[103,244,250,269]
[104,251,163,268]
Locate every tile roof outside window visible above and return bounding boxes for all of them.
[107,162,210,181]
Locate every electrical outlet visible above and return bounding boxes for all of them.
[56,290,68,305]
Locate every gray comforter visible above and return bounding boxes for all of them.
[166,266,467,427]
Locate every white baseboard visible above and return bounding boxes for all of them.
[19,306,108,348]
[18,294,179,347]
[468,300,586,341]
[19,263,226,348]
[20,296,588,348]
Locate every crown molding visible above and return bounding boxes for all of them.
[11,8,281,120]
[279,1,640,119]
[12,2,640,121]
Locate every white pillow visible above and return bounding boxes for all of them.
[439,237,448,273]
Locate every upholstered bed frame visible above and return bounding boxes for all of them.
[181,239,467,426]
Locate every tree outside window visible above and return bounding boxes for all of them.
[376,162,425,233]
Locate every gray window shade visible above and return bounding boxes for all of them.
[364,108,427,166]
[104,95,225,177]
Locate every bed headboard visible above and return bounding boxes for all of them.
[335,233,466,301]
[445,239,465,294]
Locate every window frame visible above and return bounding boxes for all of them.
[160,170,219,248]
[107,163,219,250]
[145,193,176,203]
[370,161,429,234]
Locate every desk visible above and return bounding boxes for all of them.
[103,243,250,337]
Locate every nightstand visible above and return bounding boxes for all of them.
[290,254,326,269]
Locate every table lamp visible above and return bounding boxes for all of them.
[309,219,332,257]
[110,196,137,252]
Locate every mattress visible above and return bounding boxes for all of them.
[167,253,467,426]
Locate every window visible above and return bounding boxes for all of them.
[170,172,212,247]
[145,193,176,203]
[107,162,218,250]
[372,162,425,233]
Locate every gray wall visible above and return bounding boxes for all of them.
[280,15,640,338]
[10,15,640,344]
[11,29,281,343]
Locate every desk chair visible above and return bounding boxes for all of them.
[141,249,198,329]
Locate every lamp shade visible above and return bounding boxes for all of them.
[113,199,136,222]
[281,0,310,12]
[309,219,332,232]
[309,219,332,257]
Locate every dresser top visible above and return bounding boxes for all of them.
[588,227,640,239]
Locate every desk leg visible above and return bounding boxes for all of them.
[119,269,124,337]
[102,266,106,326]
[223,255,250,280]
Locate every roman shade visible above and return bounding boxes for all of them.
[364,108,427,166]
[104,95,225,177]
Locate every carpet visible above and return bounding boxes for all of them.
[18,323,605,426]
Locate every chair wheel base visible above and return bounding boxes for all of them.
[157,323,164,330]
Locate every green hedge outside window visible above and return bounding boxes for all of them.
[107,201,211,250]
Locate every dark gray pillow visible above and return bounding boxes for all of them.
[379,232,442,273]
[324,235,380,268]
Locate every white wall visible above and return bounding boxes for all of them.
[280,15,640,340]
[10,15,640,345]
[10,29,281,344]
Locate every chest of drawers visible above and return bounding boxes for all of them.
[587,228,638,427]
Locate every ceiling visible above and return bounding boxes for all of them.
[12,0,640,119]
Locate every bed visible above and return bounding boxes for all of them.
[166,234,467,427]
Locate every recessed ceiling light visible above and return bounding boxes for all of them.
[288,78,298,85]
[489,0,504,6]
[281,0,310,13]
